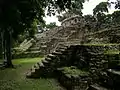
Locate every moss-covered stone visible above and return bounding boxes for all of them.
[61,66,89,76]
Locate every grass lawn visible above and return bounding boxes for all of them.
[0,57,64,90]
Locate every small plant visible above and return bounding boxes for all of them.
[104,50,119,55]
[62,66,89,76]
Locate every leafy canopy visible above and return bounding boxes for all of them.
[93,2,109,15]
[0,0,88,38]
[46,22,57,30]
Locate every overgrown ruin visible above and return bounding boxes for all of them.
[23,15,120,90]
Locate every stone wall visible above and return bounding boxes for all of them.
[27,44,120,89]
[85,25,120,44]
[56,44,120,90]
[74,45,120,89]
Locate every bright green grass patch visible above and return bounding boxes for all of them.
[83,43,120,46]
[12,57,44,64]
[83,43,120,55]
[62,66,89,76]
[0,57,64,90]
[104,50,120,55]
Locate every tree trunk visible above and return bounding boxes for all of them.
[3,30,13,67]
[6,31,13,67]
[1,31,7,65]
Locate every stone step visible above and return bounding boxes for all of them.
[52,51,62,55]
[101,60,108,63]
[31,68,35,73]
[35,62,45,68]
[59,46,68,50]
[36,62,41,66]
[26,72,32,78]
[47,54,56,58]
[56,49,66,52]
[88,84,108,90]
[45,57,52,61]
[89,63,94,66]
[42,60,49,63]
[34,63,40,69]
[26,62,45,78]
[42,60,49,66]
[28,47,40,51]
[38,62,45,67]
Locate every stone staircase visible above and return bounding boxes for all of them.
[14,38,35,53]
[26,21,82,55]
[26,45,71,78]
[13,38,40,58]
[13,45,42,59]
[26,44,120,90]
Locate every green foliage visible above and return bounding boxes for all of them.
[83,14,96,31]
[96,10,120,26]
[27,19,38,38]
[112,10,120,24]
[0,0,89,40]
[69,0,86,15]
[46,0,87,16]
[46,22,57,29]
[104,50,119,55]
[93,2,109,24]
[0,0,88,38]
[91,1,120,29]
[84,14,96,22]
[93,2,109,15]
[0,0,45,37]
[103,14,113,24]
[57,0,88,22]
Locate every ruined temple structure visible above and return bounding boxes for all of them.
[14,14,120,58]
[26,15,120,90]
[14,15,90,58]
[29,15,120,55]
[29,15,88,55]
